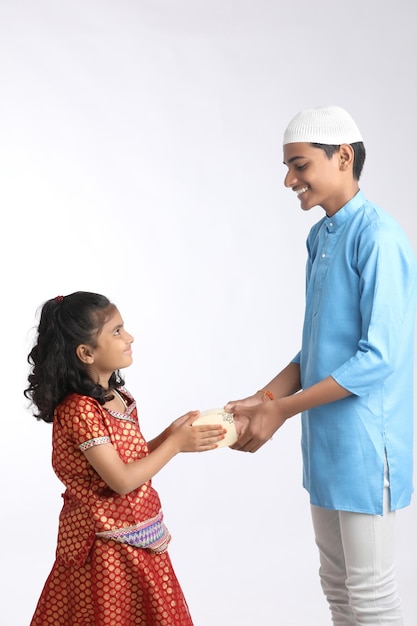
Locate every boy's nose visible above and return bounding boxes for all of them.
[284,170,296,188]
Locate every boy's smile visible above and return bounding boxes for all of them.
[283,142,359,217]
[296,186,309,198]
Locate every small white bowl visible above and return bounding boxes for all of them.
[192,408,238,447]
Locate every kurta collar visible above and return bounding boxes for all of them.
[325,190,366,232]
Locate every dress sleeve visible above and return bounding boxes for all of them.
[60,395,111,451]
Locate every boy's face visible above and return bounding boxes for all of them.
[283,142,356,216]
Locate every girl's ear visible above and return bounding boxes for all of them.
[76,344,94,364]
[339,144,354,170]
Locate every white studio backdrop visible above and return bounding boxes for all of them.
[1,1,417,624]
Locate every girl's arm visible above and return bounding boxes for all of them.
[83,411,225,495]
[146,428,171,452]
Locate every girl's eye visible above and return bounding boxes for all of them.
[296,164,307,171]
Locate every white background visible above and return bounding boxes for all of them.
[1,1,417,624]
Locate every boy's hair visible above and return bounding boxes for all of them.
[311,142,366,181]
[24,291,125,423]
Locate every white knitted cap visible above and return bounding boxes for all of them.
[283,105,363,145]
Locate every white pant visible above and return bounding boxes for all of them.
[310,486,403,625]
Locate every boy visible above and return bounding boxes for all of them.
[226,106,417,625]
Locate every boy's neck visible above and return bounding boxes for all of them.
[324,185,360,217]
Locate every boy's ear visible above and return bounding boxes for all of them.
[76,344,95,364]
[339,144,354,170]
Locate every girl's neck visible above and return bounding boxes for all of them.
[104,388,127,414]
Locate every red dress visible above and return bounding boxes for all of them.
[30,389,194,626]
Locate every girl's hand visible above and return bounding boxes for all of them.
[169,411,196,432]
[170,410,226,453]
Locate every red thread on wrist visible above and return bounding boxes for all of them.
[259,390,274,401]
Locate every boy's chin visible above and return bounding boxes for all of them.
[300,199,319,212]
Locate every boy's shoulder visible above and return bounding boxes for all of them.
[346,198,415,261]
[356,198,408,240]
[309,195,402,235]
[307,195,414,259]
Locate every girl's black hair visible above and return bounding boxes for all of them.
[311,141,366,181]
[24,291,125,423]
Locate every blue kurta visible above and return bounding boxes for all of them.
[293,190,417,514]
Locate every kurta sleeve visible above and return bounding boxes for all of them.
[331,219,417,396]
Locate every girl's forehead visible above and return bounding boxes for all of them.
[97,305,121,333]
[103,306,122,325]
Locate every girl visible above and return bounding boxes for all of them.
[25,291,225,626]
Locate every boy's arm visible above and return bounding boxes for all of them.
[260,361,303,398]
[230,374,351,453]
[224,361,302,411]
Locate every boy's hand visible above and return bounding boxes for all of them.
[228,400,286,453]
[224,392,263,413]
